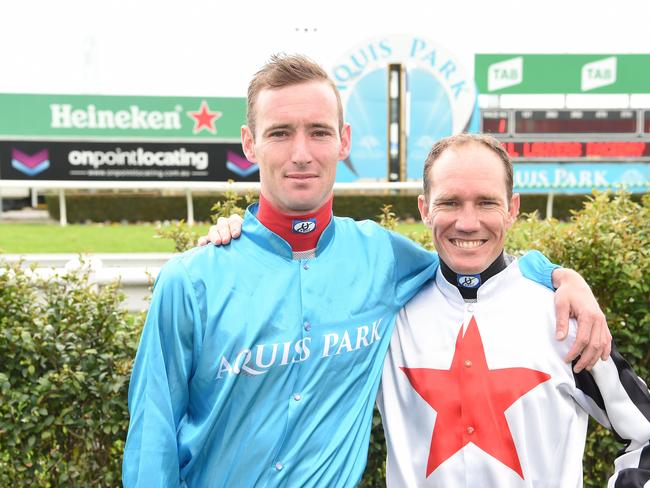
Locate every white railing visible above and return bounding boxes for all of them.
[2,253,172,312]
[0,180,424,226]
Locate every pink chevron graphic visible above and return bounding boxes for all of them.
[11,148,49,169]
[226,150,258,177]
[226,150,254,170]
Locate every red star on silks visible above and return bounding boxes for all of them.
[187,100,222,134]
[401,316,551,479]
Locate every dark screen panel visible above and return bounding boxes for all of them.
[514,110,637,134]
[481,111,509,134]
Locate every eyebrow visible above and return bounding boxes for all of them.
[308,122,336,130]
[262,122,336,135]
[433,193,502,202]
[263,123,292,135]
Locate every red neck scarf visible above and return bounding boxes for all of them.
[257,193,333,252]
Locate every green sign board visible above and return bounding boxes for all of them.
[475,54,650,94]
[0,94,246,140]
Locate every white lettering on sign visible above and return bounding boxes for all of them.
[581,57,617,91]
[553,169,608,188]
[68,147,208,170]
[50,104,182,130]
[514,169,550,188]
[488,57,523,92]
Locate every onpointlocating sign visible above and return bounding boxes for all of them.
[0,94,246,140]
[514,163,649,193]
[475,54,650,94]
[0,141,259,182]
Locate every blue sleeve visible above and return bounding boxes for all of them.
[518,250,560,291]
[122,258,202,487]
[389,230,440,308]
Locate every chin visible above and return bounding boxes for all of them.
[293,194,329,211]
[457,268,483,275]
[284,200,319,213]
[447,258,485,275]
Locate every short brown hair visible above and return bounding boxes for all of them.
[423,133,514,202]
[246,54,344,138]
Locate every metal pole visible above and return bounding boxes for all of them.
[186,189,194,226]
[545,192,555,220]
[31,188,38,208]
[387,63,406,183]
[59,189,68,226]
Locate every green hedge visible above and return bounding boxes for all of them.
[2,192,648,486]
[0,262,143,486]
[45,192,603,223]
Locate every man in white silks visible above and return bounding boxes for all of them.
[377,133,650,488]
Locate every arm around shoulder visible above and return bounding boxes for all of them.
[389,230,439,307]
[518,250,559,291]
[518,251,611,371]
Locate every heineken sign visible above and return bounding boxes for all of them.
[0,94,247,140]
[475,54,650,94]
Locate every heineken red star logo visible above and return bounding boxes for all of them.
[401,316,550,479]
[187,100,222,134]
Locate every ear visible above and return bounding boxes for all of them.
[338,123,351,160]
[241,125,257,163]
[417,194,431,225]
[506,193,520,228]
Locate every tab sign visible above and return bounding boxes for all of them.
[488,57,523,92]
[581,57,617,91]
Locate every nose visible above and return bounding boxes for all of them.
[454,204,481,233]
[291,132,312,165]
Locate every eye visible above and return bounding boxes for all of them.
[312,129,333,137]
[269,130,289,138]
[479,200,499,207]
[436,200,458,208]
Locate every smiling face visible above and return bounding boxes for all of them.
[418,141,520,274]
[241,81,351,215]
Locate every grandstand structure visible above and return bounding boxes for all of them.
[1,48,648,223]
[475,54,649,205]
